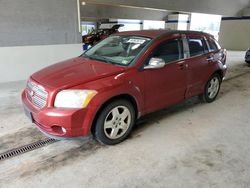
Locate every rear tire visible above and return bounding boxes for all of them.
[200,74,221,103]
[94,99,135,145]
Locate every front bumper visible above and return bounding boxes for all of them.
[22,90,93,138]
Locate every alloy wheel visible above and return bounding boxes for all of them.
[207,77,220,99]
[103,106,131,140]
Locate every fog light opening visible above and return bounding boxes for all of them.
[51,125,67,135]
[61,127,67,134]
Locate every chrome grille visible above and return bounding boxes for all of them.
[26,80,48,109]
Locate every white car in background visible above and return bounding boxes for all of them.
[245,48,250,64]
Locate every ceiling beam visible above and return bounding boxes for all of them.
[80,4,170,20]
[83,0,250,16]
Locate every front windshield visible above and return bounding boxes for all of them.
[83,35,151,66]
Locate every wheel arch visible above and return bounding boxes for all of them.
[90,94,139,134]
[213,69,224,80]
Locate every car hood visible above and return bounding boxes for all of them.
[31,57,125,89]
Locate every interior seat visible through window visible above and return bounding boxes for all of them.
[188,38,206,57]
[153,39,183,63]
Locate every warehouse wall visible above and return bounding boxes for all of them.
[0,44,83,83]
[219,17,250,50]
[0,0,83,83]
[0,0,81,47]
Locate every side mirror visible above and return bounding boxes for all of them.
[144,57,165,70]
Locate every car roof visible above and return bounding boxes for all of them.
[116,29,213,39]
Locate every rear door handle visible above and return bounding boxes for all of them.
[177,62,188,70]
[206,57,214,61]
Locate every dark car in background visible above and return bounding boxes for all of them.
[245,48,250,64]
[82,24,124,46]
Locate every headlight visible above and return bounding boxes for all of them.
[54,90,97,108]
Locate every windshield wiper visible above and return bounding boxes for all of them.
[94,55,115,64]
[87,54,118,65]
[80,53,88,58]
[81,54,126,66]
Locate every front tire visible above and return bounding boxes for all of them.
[200,74,221,103]
[94,99,135,145]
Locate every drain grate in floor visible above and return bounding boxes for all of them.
[0,138,57,161]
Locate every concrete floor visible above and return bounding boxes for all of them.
[0,51,250,188]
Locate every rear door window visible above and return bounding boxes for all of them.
[153,38,183,64]
[188,38,207,57]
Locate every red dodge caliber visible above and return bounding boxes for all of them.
[22,30,227,145]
